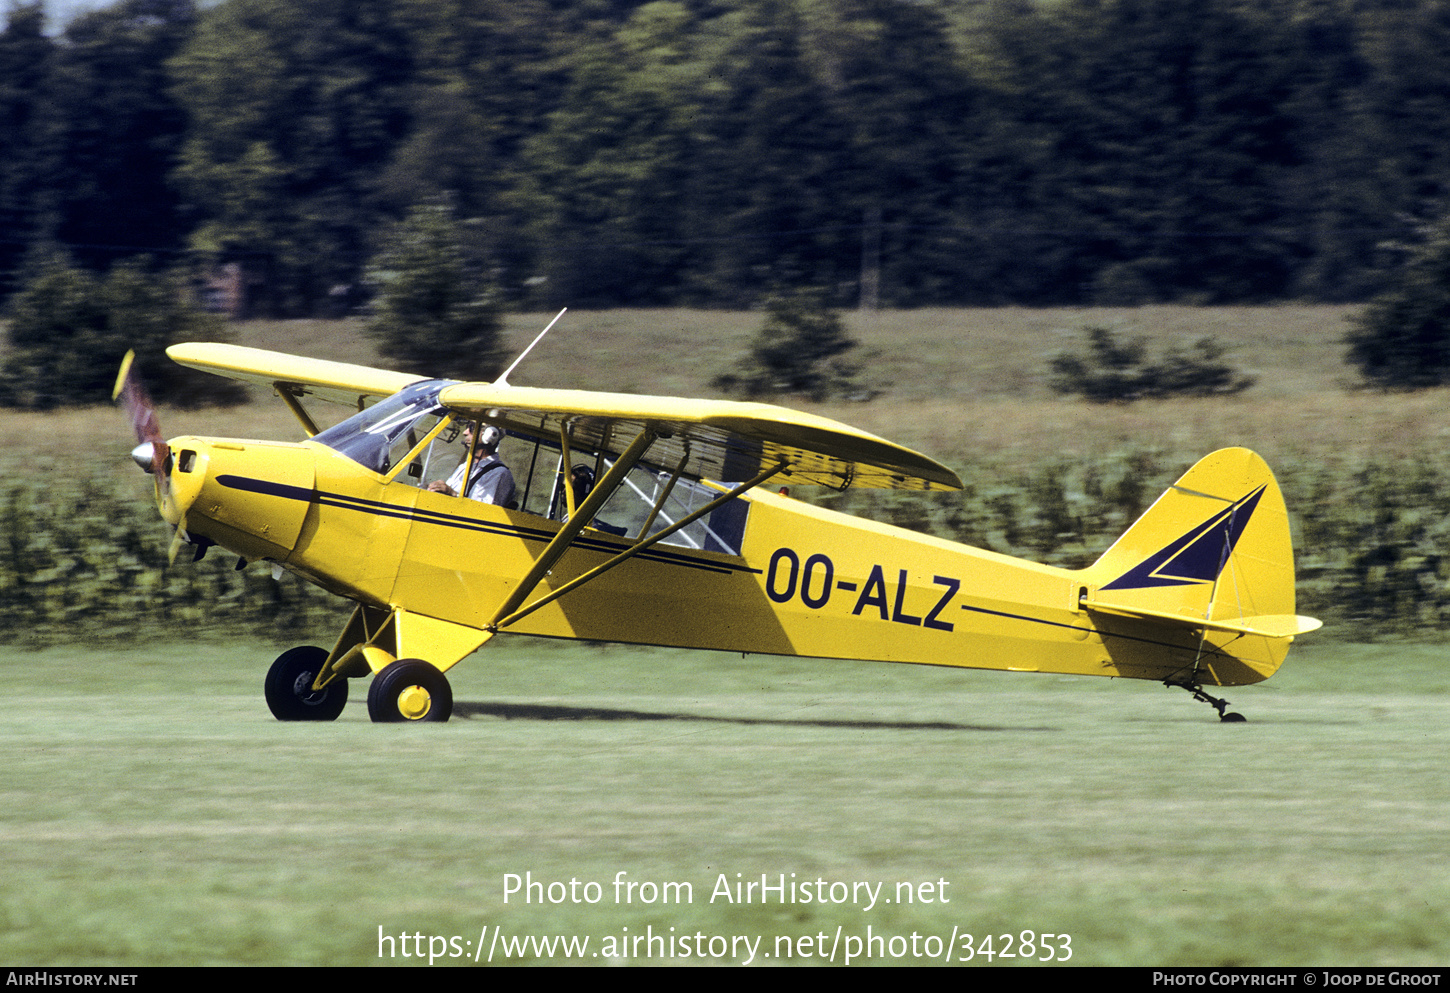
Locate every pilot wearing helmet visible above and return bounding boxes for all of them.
[429,422,516,507]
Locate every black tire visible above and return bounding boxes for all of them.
[265,646,348,721]
[367,659,453,723]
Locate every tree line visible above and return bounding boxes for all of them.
[4,0,1450,314]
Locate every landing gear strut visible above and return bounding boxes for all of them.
[1167,680,1246,723]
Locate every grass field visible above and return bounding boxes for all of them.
[5,305,1450,967]
[2,637,1447,967]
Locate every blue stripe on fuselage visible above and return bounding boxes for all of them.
[213,474,742,576]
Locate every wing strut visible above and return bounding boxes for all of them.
[491,459,786,632]
[275,386,321,437]
[484,427,659,632]
[559,420,579,521]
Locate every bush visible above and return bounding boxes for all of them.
[10,444,1450,645]
[1345,216,1450,388]
[363,201,505,382]
[810,447,1450,640]
[1049,326,1255,402]
[713,289,870,401]
[0,480,344,647]
[1,254,242,409]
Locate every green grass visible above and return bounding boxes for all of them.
[2,637,1447,966]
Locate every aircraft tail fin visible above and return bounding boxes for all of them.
[1080,448,1318,682]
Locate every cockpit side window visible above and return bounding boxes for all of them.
[590,463,748,555]
[310,389,750,553]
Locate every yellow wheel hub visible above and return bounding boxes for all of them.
[396,684,432,720]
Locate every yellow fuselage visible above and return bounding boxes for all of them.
[164,434,1287,688]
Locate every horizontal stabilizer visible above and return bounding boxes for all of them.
[1083,600,1322,639]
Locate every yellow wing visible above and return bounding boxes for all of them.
[166,342,426,409]
[166,342,962,491]
[439,383,962,491]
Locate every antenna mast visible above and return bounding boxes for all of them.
[495,307,567,387]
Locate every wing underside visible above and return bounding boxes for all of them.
[439,383,962,491]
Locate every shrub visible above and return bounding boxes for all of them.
[10,445,1450,645]
[713,288,869,401]
[810,447,1450,640]
[1049,326,1254,402]
[363,200,505,382]
[1345,215,1450,388]
[0,480,344,646]
[1,254,242,409]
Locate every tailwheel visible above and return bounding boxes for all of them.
[265,646,348,721]
[1167,679,1246,723]
[367,659,453,723]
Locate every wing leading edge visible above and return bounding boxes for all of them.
[167,342,427,410]
[166,342,962,492]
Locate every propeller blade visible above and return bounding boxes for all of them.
[113,350,163,444]
[114,349,189,564]
[113,350,169,476]
[167,523,189,566]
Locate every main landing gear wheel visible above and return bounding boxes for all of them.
[265,645,348,721]
[367,659,453,723]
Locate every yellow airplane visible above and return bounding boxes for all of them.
[115,341,1320,724]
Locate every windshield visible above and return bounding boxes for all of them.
[310,380,455,474]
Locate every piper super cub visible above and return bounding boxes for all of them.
[114,335,1320,724]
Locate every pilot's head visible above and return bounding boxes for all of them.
[465,423,503,454]
[569,463,595,500]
